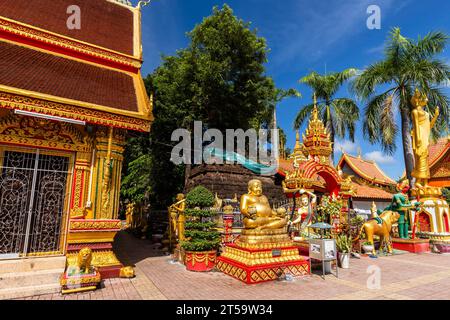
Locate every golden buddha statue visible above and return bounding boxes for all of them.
[240,179,288,230]
[411,88,439,186]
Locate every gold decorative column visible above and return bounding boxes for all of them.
[90,127,126,220]
[66,126,128,278]
[70,149,93,219]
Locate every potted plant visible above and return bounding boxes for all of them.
[362,241,374,254]
[336,234,351,269]
[181,186,221,272]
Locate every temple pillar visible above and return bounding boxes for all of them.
[66,126,127,279]
[70,149,93,219]
[90,127,126,219]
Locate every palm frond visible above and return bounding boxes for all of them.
[385,27,411,64]
[412,31,449,60]
[426,87,450,140]
[332,98,360,141]
[363,90,398,154]
[352,61,394,99]
[293,103,316,130]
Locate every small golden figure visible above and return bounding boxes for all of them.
[76,247,93,274]
[411,88,439,186]
[125,202,135,229]
[119,266,135,278]
[370,202,379,219]
[240,179,288,230]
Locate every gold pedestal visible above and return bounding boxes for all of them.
[217,227,310,284]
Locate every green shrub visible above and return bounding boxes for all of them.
[186,185,215,208]
[181,185,220,252]
[336,234,352,253]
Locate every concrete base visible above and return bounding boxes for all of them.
[0,256,66,300]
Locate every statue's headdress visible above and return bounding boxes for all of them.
[396,179,410,192]
[411,88,428,108]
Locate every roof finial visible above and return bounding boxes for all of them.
[312,92,319,121]
[137,0,151,9]
[357,147,362,158]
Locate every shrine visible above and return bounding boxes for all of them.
[278,97,355,234]
[0,0,152,297]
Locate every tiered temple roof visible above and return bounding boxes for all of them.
[337,153,396,200]
[429,136,450,188]
[0,0,153,132]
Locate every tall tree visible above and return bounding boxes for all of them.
[294,68,359,162]
[122,5,296,208]
[353,28,450,186]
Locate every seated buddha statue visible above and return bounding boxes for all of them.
[240,179,288,230]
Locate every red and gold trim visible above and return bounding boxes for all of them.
[0,17,140,73]
[0,92,151,132]
[185,251,217,272]
[216,257,310,284]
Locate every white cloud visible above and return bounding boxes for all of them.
[364,151,395,164]
[334,140,358,154]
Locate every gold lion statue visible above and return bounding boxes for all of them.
[119,266,135,278]
[77,247,93,274]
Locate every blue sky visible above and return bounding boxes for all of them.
[138,0,450,180]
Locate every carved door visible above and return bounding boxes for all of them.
[0,149,71,258]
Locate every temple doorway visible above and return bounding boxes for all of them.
[0,148,72,258]
[418,211,432,233]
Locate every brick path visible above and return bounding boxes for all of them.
[20,232,450,300]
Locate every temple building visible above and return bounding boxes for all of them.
[336,153,396,216]
[0,0,153,297]
[428,136,450,188]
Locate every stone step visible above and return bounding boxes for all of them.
[0,256,66,300]
[0,283,61,300]
[0,268,64,290]
[0,256,66,274]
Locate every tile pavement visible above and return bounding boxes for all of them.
[15,232,450,300]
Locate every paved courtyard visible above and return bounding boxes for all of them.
[21,232,450,300]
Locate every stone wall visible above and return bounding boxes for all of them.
[184,164,285,204]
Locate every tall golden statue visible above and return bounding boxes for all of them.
[125,202,135,229]
[168,193,186,241]
[240,179,288,230]
[411,88,439,186]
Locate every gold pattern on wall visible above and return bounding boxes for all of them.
[0,114,92,152]
[70,220,122,231]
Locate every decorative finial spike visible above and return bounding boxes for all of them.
[137,0,151,9]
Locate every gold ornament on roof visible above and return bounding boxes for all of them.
[302,93,333,159]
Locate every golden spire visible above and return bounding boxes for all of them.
[301,92,332,159]
[312,93,319,121]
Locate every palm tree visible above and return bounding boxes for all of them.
[294,68,359,162]
[353,28,450,186]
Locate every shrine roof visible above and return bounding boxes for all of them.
[0,41,152,131]
[0,0,135,56]
[277,158,295,174]
[429,136,450,167]
[351,182,394,200]
[337,153,396,186]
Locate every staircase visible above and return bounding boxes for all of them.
[0,256,66,300]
